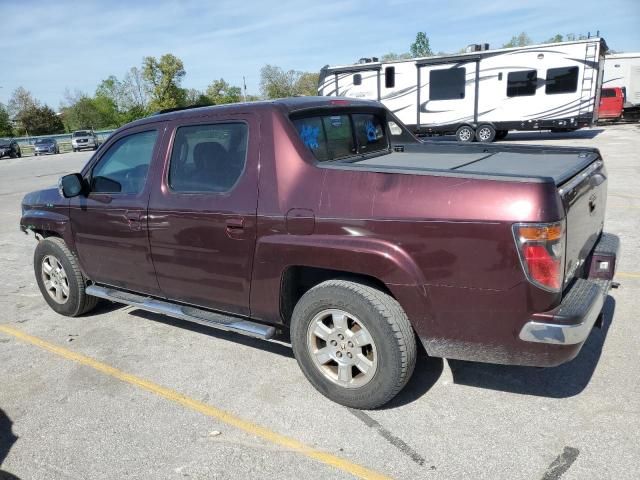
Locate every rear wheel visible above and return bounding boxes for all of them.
[291,280,417,409]
[455,125,475,142]
[476,124,496,143]
[34,237,98,317]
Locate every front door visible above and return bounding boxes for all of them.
[70,125,164,295]
[148,114,259,316]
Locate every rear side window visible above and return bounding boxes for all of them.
[293,113,388,162]
[92,130,157,194]
[429,67,466,100]
[507,70,537,97]
[545,66,579,94]
[169,123,248,193]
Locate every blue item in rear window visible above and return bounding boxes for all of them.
[299,124,320,150]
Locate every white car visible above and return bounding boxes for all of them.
[71,130,99,152]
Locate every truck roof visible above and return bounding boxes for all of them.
[128,96,381,128]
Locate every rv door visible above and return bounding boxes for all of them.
[418,62,477,129]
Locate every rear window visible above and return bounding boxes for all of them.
[293,113,388,162]
[73,131,90,137]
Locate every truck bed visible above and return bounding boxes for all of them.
[353,142,600,185]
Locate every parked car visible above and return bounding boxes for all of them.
[33,138,60,156]
[0,138,21,159]
[71,130,99,151]
[599,87,624,120]
[20,97,619,409]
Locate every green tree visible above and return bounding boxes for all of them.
[293,72,320,96]
[185,88,211,106]
[544,34,564,44]
[410,32,433,58]
[503,32,533,48]
[205,79,242,104]
[61,96,115,131]
[260,65,319,99]
[8,87,38,119]
[142,54,187,111]
[0,103,13,137]
[17,105,64,135]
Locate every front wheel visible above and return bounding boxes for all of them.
[34,237,98,316]
[455,125,475,142]
[291,280,417,409]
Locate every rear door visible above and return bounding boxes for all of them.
[148,114,259,316]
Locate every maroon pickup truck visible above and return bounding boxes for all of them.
[21,97,619,409]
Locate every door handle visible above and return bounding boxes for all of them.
[125,211,142,231]
[225,218,245,238]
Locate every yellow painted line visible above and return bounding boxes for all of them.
[0,324,390,480]
[618,272,640,279]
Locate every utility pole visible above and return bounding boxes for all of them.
[243,76,247,102]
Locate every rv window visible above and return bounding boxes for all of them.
[429,68,466,100]
[507,70,537,97]
[292,112,389,162]
[385,67,395,88]
[545,66,579,94]
[353,74,362,86]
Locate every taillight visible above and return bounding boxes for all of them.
[513,222,565,291]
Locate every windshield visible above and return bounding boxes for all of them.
[292,112,388,162]
[35,138,53,144]
[73,131,90,137]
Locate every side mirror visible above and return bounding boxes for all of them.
[58,173,85,198]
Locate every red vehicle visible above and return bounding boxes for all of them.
[599,87,624,120]
[20,98,619,408]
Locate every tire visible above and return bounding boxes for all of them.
[34,237,98,317]
[475,124,496,142]
[291,280,417,409]
[9,150,16,158]
[495,130,508,140]
[455,125,475,142]
[17,148,21,158]
[34,153,38,156]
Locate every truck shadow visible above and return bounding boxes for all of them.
[128,309,295,358]
[448,295,616,398]
[0,408,21,480]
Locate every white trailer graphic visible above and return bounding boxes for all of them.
[319,38,607,141]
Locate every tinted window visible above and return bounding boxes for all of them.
[385,67,395,88]
[353,74,362,86]
[507,70,537,97]
[600,88,616,98]
[293,113,388,162]
[92,130,157,194]
[429,67,466,100]
[169,123,248,193]
[545,66,579,94]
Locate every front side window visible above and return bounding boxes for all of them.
[91,130,158,194]
[545,66,579,94]
[292,112,388,162]
[169,123,248,193]
[507,70,537,97]
[429,67,466,100]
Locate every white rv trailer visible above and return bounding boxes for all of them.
[318,38,607,142]
[603,52,640,117]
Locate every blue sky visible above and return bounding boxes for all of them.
[3,0,639,108]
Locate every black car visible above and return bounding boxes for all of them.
[33,138,60,156]
[0,138,21,159]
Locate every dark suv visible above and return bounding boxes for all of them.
[20,98,618,408]
[0,138,21,159]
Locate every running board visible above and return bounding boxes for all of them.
[85,285,276,340]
